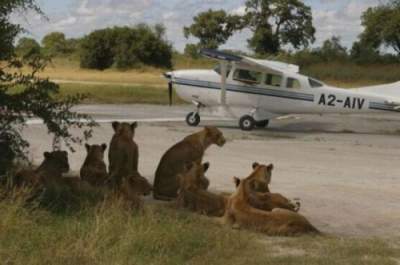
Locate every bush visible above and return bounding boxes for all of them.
[80,24,172,70]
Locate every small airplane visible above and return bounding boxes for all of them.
[164,49,400,131]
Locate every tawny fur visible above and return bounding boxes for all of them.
[119,172,153,210]
[80,143,108,186]
[224,171,320,236]
[177,162,226,217]
[153,127,226,201]
[14,151,70,188]
[108,122,139,187]
[235,163,299,212]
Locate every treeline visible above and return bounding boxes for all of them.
[15,24,173,70]
[183,0,400,65]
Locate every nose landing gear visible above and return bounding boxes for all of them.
[186,112,201,127]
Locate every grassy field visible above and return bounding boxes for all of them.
[57,83,184,105]
[1,191,399,265]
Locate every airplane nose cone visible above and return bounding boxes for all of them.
[163,71,173,79]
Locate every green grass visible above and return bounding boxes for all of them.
[1,189,399,265]
[302,62,400,87]
[57,83,185,104]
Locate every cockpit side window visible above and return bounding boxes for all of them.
[286,78,301,89]
[233,69,262,84]
[214,65,231,77]
[265,73,282,87]
[309,78,323,88]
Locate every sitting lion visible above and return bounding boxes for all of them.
[224,171,320,236]
[14,151,70,188]
[153,127,226,201]
[80,143,108,186]
[177,161,227,217]
[235,163,299,212]
[108,121,139,187]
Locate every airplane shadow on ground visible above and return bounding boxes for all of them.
[205,120,398,136]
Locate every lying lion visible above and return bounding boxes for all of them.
[224,167,320,236]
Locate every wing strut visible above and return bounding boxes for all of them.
[220,61,227,105]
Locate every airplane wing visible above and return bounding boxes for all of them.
[200,49,300,74]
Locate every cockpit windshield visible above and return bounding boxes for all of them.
[214,64,232,77]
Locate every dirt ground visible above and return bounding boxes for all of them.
[23,104,400,237]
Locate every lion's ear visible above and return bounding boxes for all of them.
[85,144,90,152]
[233,177,241,187]
[131,122,138,130]
[101,143,107,151]
[112,121,120,132]
[267,164,274,171]
[203,162,210,173]
[44,152,51,159]
[252,162,259,169]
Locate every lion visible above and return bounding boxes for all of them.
[14,151,70,188]
[234,163,300,212]
[108,121,139,187]
[224,171,320,236]
[177,161,227,217]
[153,127,226,201]
[80,143,108,186]
[119,171,153,210]
[234,177,299,212]
[248,162,273,193]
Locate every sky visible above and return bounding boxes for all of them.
[12,0,388,52]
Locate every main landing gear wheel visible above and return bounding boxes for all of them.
[255,120,269,128]
[186,112,200,127]
[239,115,256,131]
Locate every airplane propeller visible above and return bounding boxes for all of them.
[164,72,173,106]
[168,81,173,106]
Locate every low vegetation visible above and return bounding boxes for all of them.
[57,83,184,105]
[0,189,399,265]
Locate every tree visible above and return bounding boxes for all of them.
[183,9,244,50]
[360,0,400,54]
[0,0,96,175]
[42,32,70,56]
[80,24,172,70]
[317,36,348,61]
[80,28,115,70]
[15,37,41,59]
[244,0,315,54]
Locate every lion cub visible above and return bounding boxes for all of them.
[108,121,139,187]
[14,151,70,187]
[119,172,153,210]
[80,143,108,186]
[154,127,226,201]
[177,161,226,217]
[224,171,319,236]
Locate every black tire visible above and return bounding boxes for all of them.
[239,115,255,131]
[186,112,200,127]
[255,119,269,128]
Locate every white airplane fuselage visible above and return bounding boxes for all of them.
[169,67,400,122]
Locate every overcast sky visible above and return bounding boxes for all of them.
[12,0,388,52]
